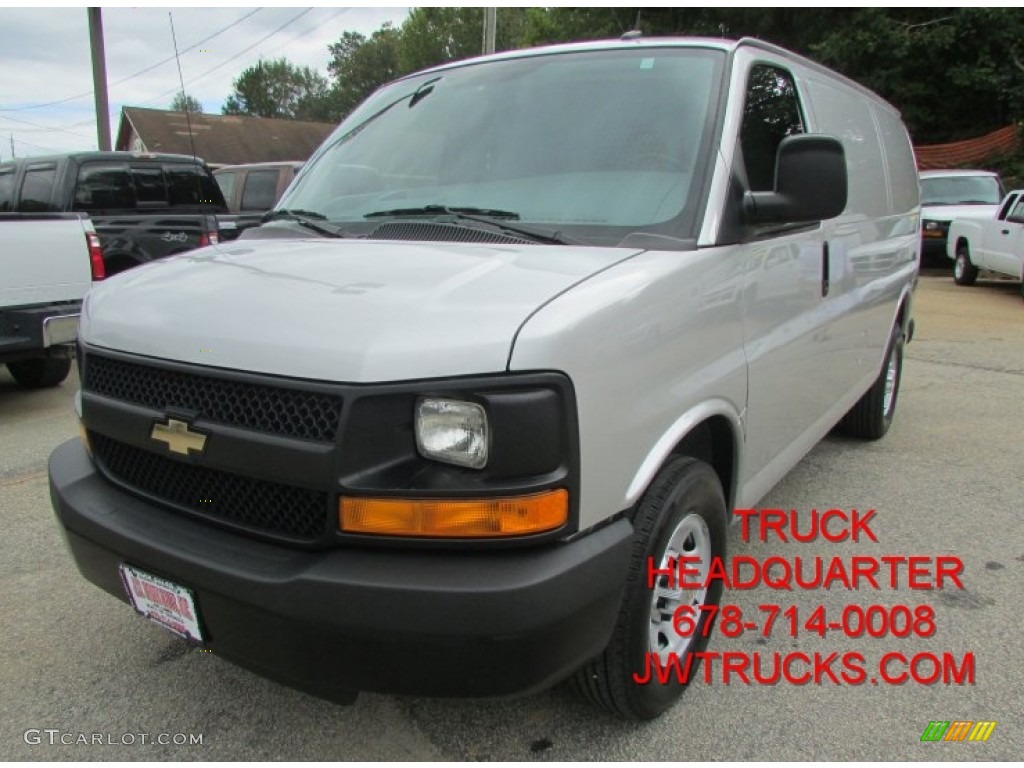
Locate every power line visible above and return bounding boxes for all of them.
[133,7,315,108]
[10,136,75,154]
[0,8,263,113]
[0,114,96,140]
[260,7,351,60]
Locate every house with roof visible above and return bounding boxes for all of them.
[114,107,336,168]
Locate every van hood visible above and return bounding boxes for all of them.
[81,238,639,382]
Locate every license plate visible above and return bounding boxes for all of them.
[119,564,204,642]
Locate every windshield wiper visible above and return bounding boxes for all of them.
[263,209,347,238]
[363,205,577,245]
[365,205,520,220]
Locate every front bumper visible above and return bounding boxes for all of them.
[0,302,80,363]
[920,232,950,262]
[49,439,632,702]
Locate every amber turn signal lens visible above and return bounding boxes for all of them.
[78,422,92,455]
[339,489,568,538]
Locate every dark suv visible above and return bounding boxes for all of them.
[0,152,229,274]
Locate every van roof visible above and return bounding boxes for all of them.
[391,35,901,116]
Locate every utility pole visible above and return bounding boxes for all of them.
[88,7,112,151]
[482,8,497,55]
[9,134,14,159]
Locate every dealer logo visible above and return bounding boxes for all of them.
[150,418,208,456]
[921,720,996,742]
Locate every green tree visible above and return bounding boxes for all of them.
[398,8,530,72]
[222,58,333,121]
[315,7,1024,145]
[170,92,203,113]
[521,7,628,46]
[811,9,1024,142]
[326,24,403,120]
[397,7,481,72]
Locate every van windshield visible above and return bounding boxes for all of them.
[279,48,724,245]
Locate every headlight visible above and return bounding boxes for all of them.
[415,398,488,469]
[923,220,939,231]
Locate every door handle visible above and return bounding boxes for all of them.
[821,241,830,297]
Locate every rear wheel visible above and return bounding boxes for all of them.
[840,322,903,439]
[6,357,72,388]
[573,456,726,720]
[953,245,978,286]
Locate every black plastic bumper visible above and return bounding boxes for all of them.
[49,439,632,702]
[0,302,80,363]
[920,236,949,262]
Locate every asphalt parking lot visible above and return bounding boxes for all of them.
[1,272,1021,760]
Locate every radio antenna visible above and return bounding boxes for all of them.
[168,12,202,202]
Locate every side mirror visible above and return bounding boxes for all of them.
[744,134,848,225]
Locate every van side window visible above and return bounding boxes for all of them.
[0,166,15,211]
[75,163,135,210]
[215,171,237,205]
[741,65,805,191]
[19,165,58,212]
[240,170,279,211]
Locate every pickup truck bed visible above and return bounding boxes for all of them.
[1,212,102,387]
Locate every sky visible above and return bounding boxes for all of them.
[0,5,411,160]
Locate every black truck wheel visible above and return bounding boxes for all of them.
[840,322,903,439]
[6,357,72,388]
[574,456,726,719]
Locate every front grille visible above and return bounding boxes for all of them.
[91,432,327,540]
[368,221,534,245]
[84,354,343,442]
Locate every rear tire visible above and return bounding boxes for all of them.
[6,357,72,388]
[573,456,726,720]
[953,245,978,286]
[840,322,903,440]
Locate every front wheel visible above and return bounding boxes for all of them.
[574,456,726,720]
[6,357,72,388]
[953,246,978,286]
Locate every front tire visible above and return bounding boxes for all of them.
[6,357,72,388]
[840,322,903,439]
[953,245,978,286]
[574,456,726,720]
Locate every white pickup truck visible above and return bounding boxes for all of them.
[0,213,105,387]
[947,190,1024,295]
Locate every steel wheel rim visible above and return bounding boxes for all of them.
[883,343,899,415]
[954,255,964,280]
[648,511,711,661]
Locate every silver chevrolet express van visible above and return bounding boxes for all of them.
[50,36,919,720]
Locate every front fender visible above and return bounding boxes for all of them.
[624,398,745,510]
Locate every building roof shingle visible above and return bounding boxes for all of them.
[115,107,336,167]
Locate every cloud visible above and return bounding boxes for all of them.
[0,6,409,158]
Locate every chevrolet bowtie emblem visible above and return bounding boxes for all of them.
[151,418,208,456]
